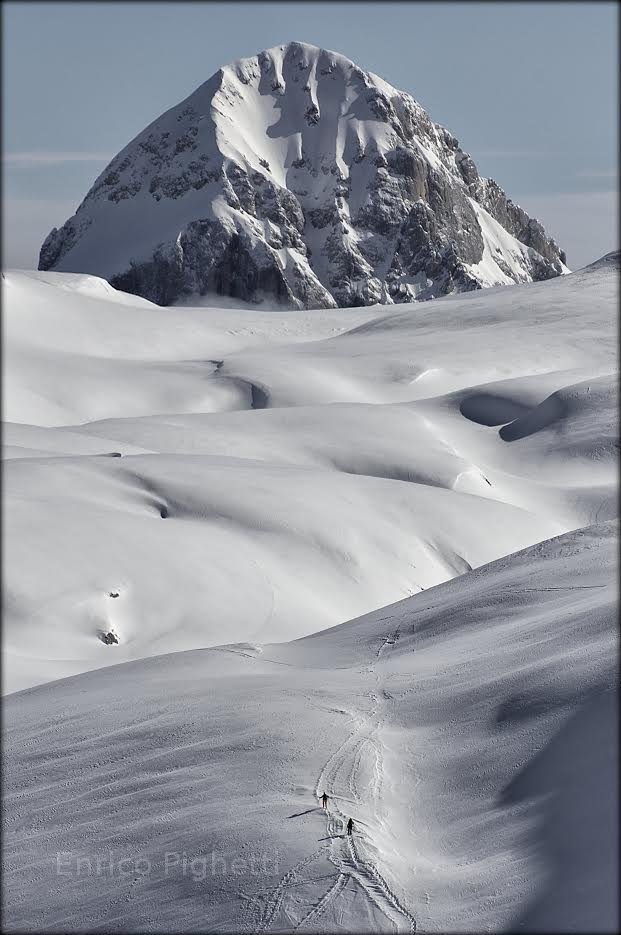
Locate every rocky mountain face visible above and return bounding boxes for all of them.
[39,42,568,308]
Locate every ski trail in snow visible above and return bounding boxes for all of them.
[328,834,416,933]
[316,627,416,933]
[292,871,348,931]
[252,627,416,932]
[255,846,328,934]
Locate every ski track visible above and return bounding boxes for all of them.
[255,847,328,934]
[254,628,417,933]
[293,872,348,931]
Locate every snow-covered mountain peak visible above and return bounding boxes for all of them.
[39,42,568,308]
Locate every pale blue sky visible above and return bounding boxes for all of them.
[3,1,618,269]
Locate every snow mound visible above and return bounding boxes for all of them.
[579,249,619,273]
[499,374,617,445]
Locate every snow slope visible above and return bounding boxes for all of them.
[3,522,617,933]
[3,254,617,693]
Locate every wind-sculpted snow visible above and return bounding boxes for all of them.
[39,41,567,308]
[2,256,617,692]
[2,249,618,932]
[3,523,617,932]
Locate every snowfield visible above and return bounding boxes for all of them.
[2,251,618,932]
[4,524,618,932]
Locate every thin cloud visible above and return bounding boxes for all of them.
[473,149,554,159]
[3,151,113,169]
[575,168,618,180]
